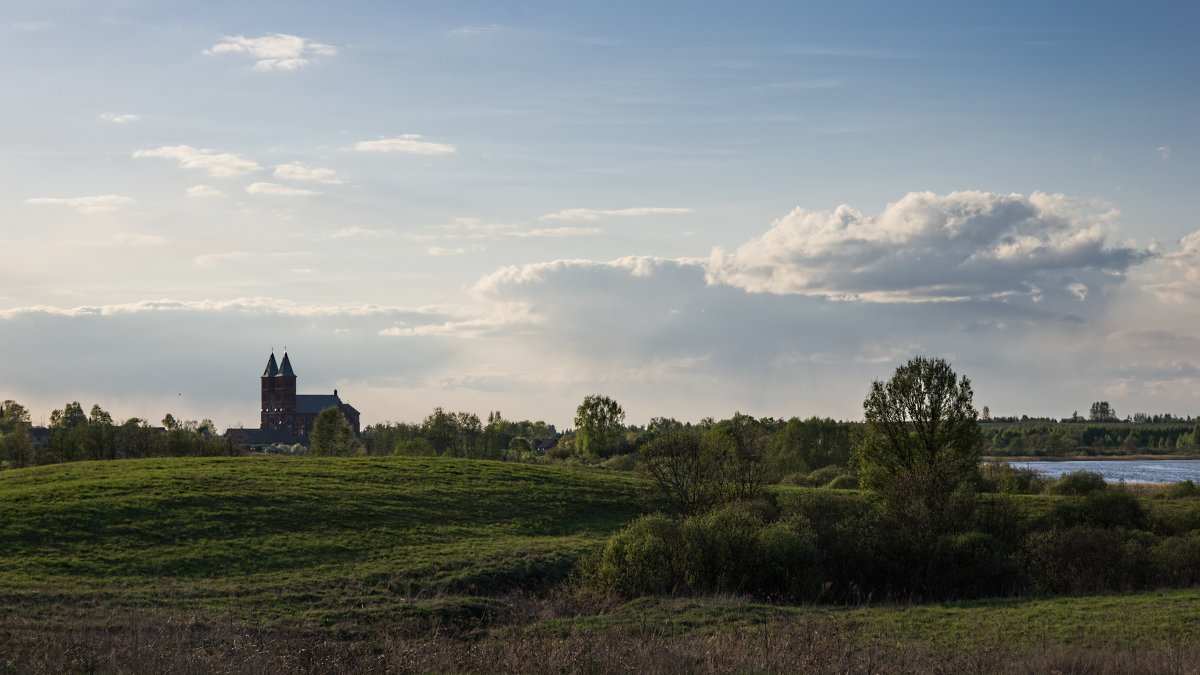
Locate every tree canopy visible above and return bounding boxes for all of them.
[574,394,625,457]
[853,356,982,522]
[310,406,356,456]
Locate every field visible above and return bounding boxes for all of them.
[3,456,1200,672]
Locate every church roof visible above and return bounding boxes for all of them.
[277,352,296,377]
[263,353,279,377]
[295,394,342,414]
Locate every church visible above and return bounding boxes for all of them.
[259,351,361,436]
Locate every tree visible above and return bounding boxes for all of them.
[310,406,356,456]
[710,412,767,501]
[574,395,625,457]
[1089,401,1117,422]
[639,428,730,516]
[853,356,982,523]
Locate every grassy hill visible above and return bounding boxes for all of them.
[4,456,1200,672]
[0,456,646,630]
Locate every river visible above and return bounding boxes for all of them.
[1005,459,1200,484]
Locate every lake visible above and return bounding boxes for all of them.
[1006,459,1200,484]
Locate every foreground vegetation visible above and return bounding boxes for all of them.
[3,455,1200,672]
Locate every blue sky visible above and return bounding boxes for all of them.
[2,1,1198,429]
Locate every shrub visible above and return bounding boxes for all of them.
[1021,526,1151,594]
[804,465,849,487]
[1157,480,1200,499]
[1049,488,1147,530]
[1151,532,1200,586]
[826,474,859,490]
[599,453,636,471]
[1048,470,1107,496]
[979,461,1049,494]
[593,514,682,597]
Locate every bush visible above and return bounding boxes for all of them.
[804,465,849,487]
[1048,488,1147,530]
[593,514,682,597]
[1157,480,1200,499]
[1021,526,1151,594]
[599,453,636,471]
[826,474,859,490]
[979,461,1049,494]
[1151,532,1200,586]
[1048,470,1107,496]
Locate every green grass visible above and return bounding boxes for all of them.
[0,456,646,628]
[7,456,1200,671]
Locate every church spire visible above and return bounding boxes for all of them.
[263,352,279,377]
[278,352,296,377]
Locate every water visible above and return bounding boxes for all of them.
[1005,459,1200,484]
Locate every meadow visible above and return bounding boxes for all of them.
[3,456,1200,672]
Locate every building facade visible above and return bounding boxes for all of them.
[260,352,361,436]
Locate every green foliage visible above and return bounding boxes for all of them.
[1156,480,1200,499]
[638,428,730,516]
[310,406,356,456]
[979,461,1049,494]
[803,465,849,487]
[854,356,982,526]
[1047,470,1107,496]
[574,395,625,458]
[826,474,859,490]
[591,500,820,601]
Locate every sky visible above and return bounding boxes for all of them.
[2,0,1198,430]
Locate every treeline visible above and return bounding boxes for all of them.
[0,400,239,468]
[982,421,1200,456]
[360,405,856,482]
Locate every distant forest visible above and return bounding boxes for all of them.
[2,396,1198,471]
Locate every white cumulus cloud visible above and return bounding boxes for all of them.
[186,185,226,198]
[26,195,136,214]
[707,191,1146,304]
[1157,146,1172,161]
[274,162,345,184]
[354,135,457,155]
[246,182,319,197]
[204,33,337,72]
[133,145,261,176]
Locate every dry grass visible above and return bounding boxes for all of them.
[6,595,1200,674]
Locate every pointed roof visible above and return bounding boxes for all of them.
[263,352,279,377]
[277,352,296,377]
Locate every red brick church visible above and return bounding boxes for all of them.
[260,351,361,436]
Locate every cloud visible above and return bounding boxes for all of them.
[327,227,391,239]
[26,195,135,214]
[274,162,345,184]
[186,185,226,198]
[193,251,312,268]
[428,245,485,256]
[0,297,437,320]
[70,232,166,248]
[12,21,53,32]
[133,145,261,176]
[204,33,337,72]
[1157,146,1172,161]
[539,207,693,222]
[1143,230,1200,302]
[100,113,139,124]
[354,135,457,155]
[707,191,1147,304]
[246,182,319,196]
[509,226,603,238]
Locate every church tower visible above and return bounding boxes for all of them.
[276,352,298,431]
[261,352,280,429]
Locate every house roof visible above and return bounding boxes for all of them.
[263,353,279,377]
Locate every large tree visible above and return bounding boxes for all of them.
[310,406,356,456]
[854,356,982,521]
[574,394,625,457]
